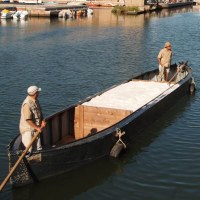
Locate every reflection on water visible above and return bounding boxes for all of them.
[0,6,193,28]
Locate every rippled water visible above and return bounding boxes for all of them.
[0,6,200,200]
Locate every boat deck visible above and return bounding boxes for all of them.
[83,80,173,112]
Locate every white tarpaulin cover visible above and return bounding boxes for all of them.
[83,81,172,112]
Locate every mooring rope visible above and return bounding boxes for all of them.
[115,128,126,149]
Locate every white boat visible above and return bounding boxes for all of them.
[13,11,28,20]
[1,9,15,19]
[58,9,73,18]
[20,11,28,19]
[12,11,21,19]
[87,8,93,15]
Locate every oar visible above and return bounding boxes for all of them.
[0,131,41,191]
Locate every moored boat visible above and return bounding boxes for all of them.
[13,11,29,20]
[1,9,15,19]
[87,8,94,15]
[7,61,195,188]
[160,1,193,8]
[58,9,73,18]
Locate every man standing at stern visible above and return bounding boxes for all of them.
[19,86,46,155]
[157,41,173,81]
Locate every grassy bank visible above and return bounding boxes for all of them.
[112,5,140,14]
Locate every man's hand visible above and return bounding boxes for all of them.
[26,119,46,133]
[36,126,42,133]
[41,120,46,129]
[36,120,46,132]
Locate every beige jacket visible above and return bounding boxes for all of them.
[19,96,43,134]
[158,48,173,67]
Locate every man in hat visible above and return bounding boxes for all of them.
[157,41,173,81]
[19,86,46,155]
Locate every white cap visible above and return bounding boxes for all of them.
[165,41,171,48]
[27,86,42,95]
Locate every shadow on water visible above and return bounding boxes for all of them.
[11,94,194,200]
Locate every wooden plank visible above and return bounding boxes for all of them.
[52,116,60,144]
[77,123,108,131]
[83,113,130,122]
[83,106,132,115]
[68,108,75,136]
[74,105,84,139]
[83,120,121,129]
[74,105,132,139]
[74,113,129,128]
[74,106,79,139]
[79,105,84,137]
[42,122,51,145]
[82,106,132,127]
[61,111,69,137]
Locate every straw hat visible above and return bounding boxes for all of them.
[165,42,171,48]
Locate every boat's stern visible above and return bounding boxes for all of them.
[8,135,34,187]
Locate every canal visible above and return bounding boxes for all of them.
[0,6,200,200]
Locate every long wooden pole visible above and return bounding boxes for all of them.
[168,70,180,85]
[0,131,41,191]
[168,62,187,85]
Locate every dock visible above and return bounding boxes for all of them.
[0,3,89,17]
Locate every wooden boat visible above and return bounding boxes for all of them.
[8,61,195,188]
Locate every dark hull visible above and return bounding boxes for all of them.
[8,67,193,187]
[160,2,193,8]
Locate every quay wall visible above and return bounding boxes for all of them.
[0,3,89,17]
